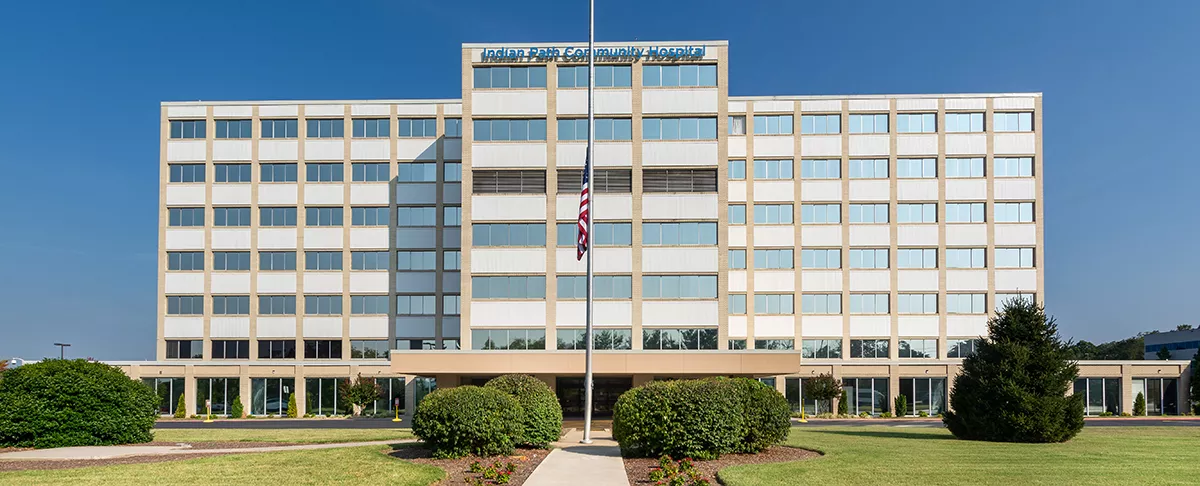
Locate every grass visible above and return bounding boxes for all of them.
[718,426,1200,486]
[150,428,414,444]
[0,446,443,485]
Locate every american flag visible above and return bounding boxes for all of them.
[576,154,590,261]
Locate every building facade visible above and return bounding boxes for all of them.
[117,40,1191,418]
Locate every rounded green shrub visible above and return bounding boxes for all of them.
[613,378,744,460]
[0,359,160,449]
[412,385,522,458]
[718,377,790,453]
[485,374,562,448]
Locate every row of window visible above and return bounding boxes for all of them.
[166,294,462,316]
[167,205,465,227]
[728,293,1033,315]
[728,112,1033,136]
[728,247,1035,269]
[170,118,462,139]
[728,202,1036,225]
[170,162,465,184]
[472,65,717,89]
[728,157,1034,180]
[168,339,389,360]
[168,250,463,271]
[800,338,981,359]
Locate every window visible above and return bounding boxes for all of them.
[168,207,204,227]
[352,118,390,138]
[728,249,746,269]
[444,162,463,182]
[475,66,548,88]
[730,294,747,314]
[756,339,794,350]
[850,294,889,314]
[995,157,1033,177]
[728,116,746,135]
[260,119,298,138]
[351,251,390,270]
[642,222,718,246]
[306,119,344,138]
[850,339,890,358]
[897,113,936,133]
[750,159,794,181]
[897,158,936,178]
[755,294,794,314]
[443,206,462,226]
[472,329,547,350]
[802,339,842,359]
[800,249,841,269]
[471,276,547,299]
[899,339,938,358]
[473,223,548,247]
[801,294,841,314]
[351,207,389,226]
[259,295,296,315]
[946,158,984,178]
[443,250,461,270]
[642,169,717,192]
[849,114,888,134]
[305,207,344,227]
[995,247,1035,268]
[259,251,296,271]
[260,207,297,226]
[398,118,438,138]
[445,118,462,138]
[166,340,203,359]
[350,340,390,359]
[800,204,840,224]
[849,248,889,269]
[728,340,748,350]
[899,377,948,416]
[996,293,1036,309]
[556,222,631,246]
[754,249,794,269]
[170,120,206,139]
[212,251,250,271]
[946,248,986,268]
[215,163,252,183]
[304,295,342,315]
[728,160,746,179]
[642,328,719,350]
[306,163,344,182]
[945,112,984,133]
[211,340,249,359]
[728,204,747,224]
[557,64,632,88]
[395,250,435,270]
[166,295,204,315]
[897,203,937,223]
[212,295,250,315]
[897,248,938,269]
[443,295,461,315]
[898,294,938,314]
[168,251,204,271]
[556,275,633,299]
[472,170,547,194]
[260,163,298,182]
[755,204,794,224]
[994,112,1033,132]
[257,340,296,359]
[349,164,391,184]
[753,115,794,135]
[947,294,986,314]
[305,251,343,271]
[849,159,888,179]
[557,118,633,141]
[556,328,633,350]
[472,119,547,141]
[397,295,436,315]
[213,207,251,227]
[215,119,252,139]
[642,117,718,140]
[304,340,343,359]
[799,159,838,179]
[849,204,888,224]
[800,114,840,134]
[397,206,436,227]
[947,339,981,358]
[169,164,205,183]
[394,162,436,182]
[995,202,1034,223]
[557,169,633,193]
[946,202,985,223]
[642,64,717,87]
[641,275,718,299]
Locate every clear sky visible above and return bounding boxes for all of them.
[1,0,1197,360]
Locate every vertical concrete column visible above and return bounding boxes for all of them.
[544,62,558,350]
[294,366,307,417]
[295,106,308,360]
[341,106,353,359]
[403,376,419,423]
[458,48,475,350]
[202,106,216,360]
[840,101,853,358]
[743,105,756,348]
[629,60,644,350]
[239,364,251,417]
[1121,363,1134,415]
[888,365,901,415]
[887,100,899,360]
[249,106,261,361]
[157,106,169,361]
[935,100,947,361]
[184,364,197,417]
[714,45,731,350]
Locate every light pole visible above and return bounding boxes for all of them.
[53,343,71,360]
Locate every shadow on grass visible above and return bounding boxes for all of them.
[804,429,956,441]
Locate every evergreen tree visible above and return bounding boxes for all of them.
[837,389,848,415]
[230,396,244,418]
[895,394,908,417]
[173,394,187,418]
[1134,392,1146,416]
[286,393,298,418]
[1156,347,1172,360]
[943,298,1084,442]
[1190,351,1200,414]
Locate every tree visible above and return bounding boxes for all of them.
[1190,350,1200,415]
[943,298,1084,443]
[895,394,908,417]
[339,374,382,416]
[803,373,841,414]
[230,395,245,418]
[837,389,848,415]
[1134,392,1146,416]
[1177,324,1194,331]
[286,393,298,418]
[1067,336,1145,360]
[173,394,187,418]
[1157,347,1172,360]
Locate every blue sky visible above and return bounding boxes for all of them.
[1,0,1197,360]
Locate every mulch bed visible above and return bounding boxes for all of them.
[389,444,552,485]
[0,453,222,472]
[623,446,819,485]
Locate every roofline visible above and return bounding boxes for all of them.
[162,92,1042,107]
[161,99,462,107]
[462,40,728,48]
[730,92,1042,101]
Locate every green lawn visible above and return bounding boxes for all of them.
[150,428,414,444]
[719,426,1200,486]
[0,446,442,485]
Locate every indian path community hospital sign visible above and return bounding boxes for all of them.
[479,45,708,63]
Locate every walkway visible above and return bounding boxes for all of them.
[0,439,415,461]
[525,429,628,486]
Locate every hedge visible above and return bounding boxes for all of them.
[412,385,522,458]
[613,379,743,460]
[485,374,562,448]
[718,377,791,453]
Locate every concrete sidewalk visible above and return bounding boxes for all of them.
[524,429,628,486]
[0,439,415,461]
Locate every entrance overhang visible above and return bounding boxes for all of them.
[390,350,801,377]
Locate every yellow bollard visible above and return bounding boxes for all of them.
[392,397,401,422]
[203,399,214,423]
[798,410,808,423]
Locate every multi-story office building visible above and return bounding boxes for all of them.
[117,40,1191,419]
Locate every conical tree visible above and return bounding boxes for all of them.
[943,298,1084,443]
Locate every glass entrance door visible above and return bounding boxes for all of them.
[555,377,633,417]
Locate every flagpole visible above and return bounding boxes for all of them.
[581,0,596,445]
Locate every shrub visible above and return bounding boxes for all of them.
[0,360,159,448]
[230,396,244,418]
[803,373,841,415]
[286,393,298,418]
[1134,392,1146,416]
[340,374,382,417]
[412,385,522,458]
[895,394,908,417]
[485,374,562,448]
[1099,411,1114,417]
[858,412,869,418]
[881,412,894,418]
[918,410,930,418]
[717,377,790,453]
[613,379,744,460]
[1120,412,1131,417]
[837,389,849,415]
[173,393,187,418]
